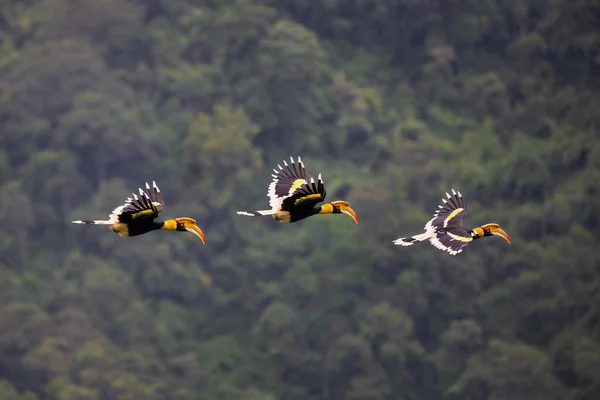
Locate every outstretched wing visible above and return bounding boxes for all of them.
[424,189,467,232]
[108,181,165,223]
[429,231,472,256]
[268,156,326,211]
[423,189,471,255]
[281,173,326,212]
[145,181,164,213]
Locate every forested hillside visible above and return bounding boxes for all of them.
[1,0,599,399]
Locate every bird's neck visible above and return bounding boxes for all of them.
[159,219,176,231]
[470,228,482,240]
[318,203,333,215]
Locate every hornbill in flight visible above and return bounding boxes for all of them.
[393,189,510,255]
[72,181,206,243]
[237,156,359,224]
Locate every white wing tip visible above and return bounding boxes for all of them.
[71,220,84,224]
[237,211,255,217]
[146,182,150,190]
[451,189,457,195]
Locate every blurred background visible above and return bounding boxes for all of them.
[0,0,599,399]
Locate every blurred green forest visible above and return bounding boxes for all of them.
[0,0,599,399]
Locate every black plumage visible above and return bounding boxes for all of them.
[237,156,358,225]
[393,189,510,255]
[72,181,206,243]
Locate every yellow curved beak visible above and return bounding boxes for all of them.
[491,227,510,243]
[341,207,359,224]
[185,224,206,244]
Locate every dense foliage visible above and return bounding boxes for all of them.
[1,0,599,399]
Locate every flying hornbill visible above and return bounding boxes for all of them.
[72,181,206,243]
[393,189,510,255]
[237,156,359,224]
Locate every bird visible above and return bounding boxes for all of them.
[72,181,205,243]
[393,189,510,255]
[237,156,358,224]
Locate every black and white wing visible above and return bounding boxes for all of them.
[267,156,326,211]
[424,189,467,232]
[426,189,472,255]
[108,181,165,223]
[429,230,473,255]
[280,173,326,212]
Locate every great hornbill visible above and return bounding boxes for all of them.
[72,181,206,243]
[393,189,510,255]
[237,156,359,224]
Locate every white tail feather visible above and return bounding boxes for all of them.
[71,220,112,225]
[393,230,435,246]
[237,210,279,217]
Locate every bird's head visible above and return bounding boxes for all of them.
[163,217,206,243]
[472,223,510,243]
[320,201,359,224]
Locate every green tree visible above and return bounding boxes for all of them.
[0,182,33,266]
[450,339,567,400]
[55,87,159,186]
[181,102,262,208]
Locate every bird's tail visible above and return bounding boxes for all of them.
[236,210,278,217]
[72,220,112,225]
[393,230,435,246]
